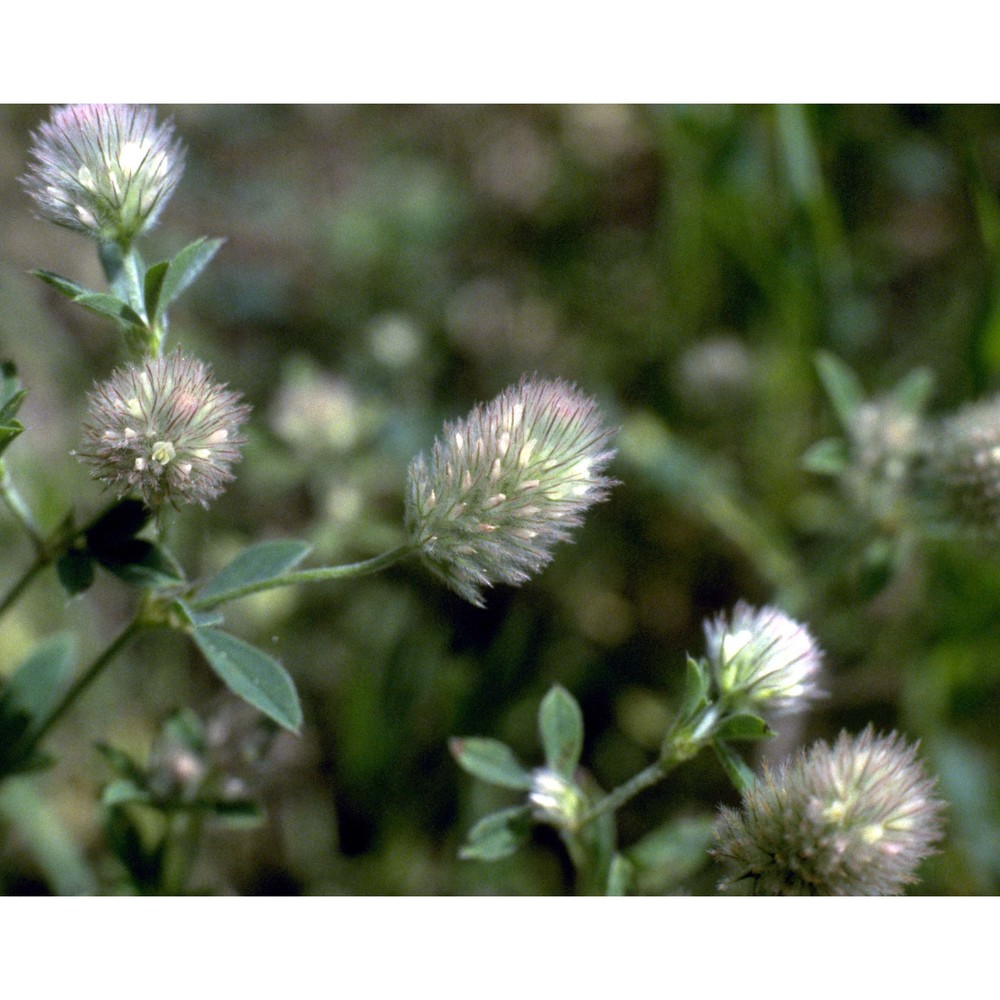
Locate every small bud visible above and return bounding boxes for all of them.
[713,727,945,896]
[22,104,185,245]
[703,601,822,716]
[528,767,585,829]
[77,350,250,509]
[925,396,1000,532]
[405,376,617,606]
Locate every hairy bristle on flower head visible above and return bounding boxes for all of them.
[712,726,945,896]
[703,601,823,716]
[22,104,185,244]
[77,350,250,509]
[404,376,617,606]
[924,396,1000,533]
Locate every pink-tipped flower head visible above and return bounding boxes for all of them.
[713,727,945,896]
[405,376,617,606]
[78,351,250,509]
[22,104,185,245]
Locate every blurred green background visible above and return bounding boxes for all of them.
[1,104,999,894]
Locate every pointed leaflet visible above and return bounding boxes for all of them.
[192,627,302,733]
[146,238,225,327]
[458,806,533,861]
[538,684,584,780]
[448,737,532,790]
[712,740,758,795]
[815,351,866,431]
[196,539,312,605]
[33,270,147,330]
[0,361,26,458]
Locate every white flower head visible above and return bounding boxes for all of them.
[703,601,822,716]
[22,104,185,245]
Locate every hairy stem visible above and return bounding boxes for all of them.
[575,761,670,829]
[189,543,419,611]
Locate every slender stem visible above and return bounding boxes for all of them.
[189,544,419,611]
[19,618,144,760]
[0,560,46,617]
[0,499,124,620]
[159,807,203,895]
[576,706,723,829]
[576,761,669,829]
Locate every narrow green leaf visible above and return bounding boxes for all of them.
[538,684,584,780]
[154,237,225,321]
[677,655,711,724]
[143,259,170,325]
[57,548,96,597]
[34,269,148,329]
[0,420,24,458]
[197,539,312,602]
[801,437,850,476]
[0,362,25,423]
[449,737,532,790]
[33,269,93,300]
[95,742,148,785]
[458,805,532,861]
[192,627,302,733]
[815,351,866,431]
[74,292,147,329]
[713,740,758,794]
[713,712,774,743]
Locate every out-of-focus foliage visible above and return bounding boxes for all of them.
[1,104,999,894]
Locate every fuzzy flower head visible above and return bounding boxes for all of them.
[925,396,1000,533]
[22,104,185,245]
[703,601,822,716]
[713,727,945,896]
[78,351,250,509]
[405,376,617,606]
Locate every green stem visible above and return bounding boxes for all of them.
[0,560,45,617]
[19,618,144,761]
[159,807,203,895]
[189,544,419,611]
[576,761,670,829]
[0,499,125,620]
[576,706,723,829]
